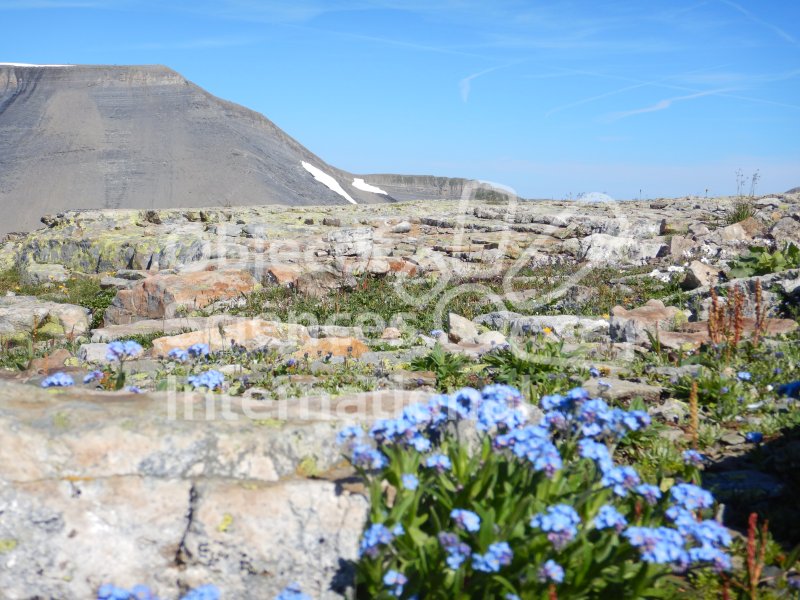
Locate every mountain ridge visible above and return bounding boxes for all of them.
[0,64,495,235]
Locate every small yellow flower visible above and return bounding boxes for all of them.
[543,327,553,335]
[601,313,610,319]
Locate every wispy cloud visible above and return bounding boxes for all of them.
[606,88,735,121]
[459,66,502,102]
[718,0,797,44]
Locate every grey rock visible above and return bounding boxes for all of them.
[0,295,89,338]
[18,262,69,286]
[326,227,374,257]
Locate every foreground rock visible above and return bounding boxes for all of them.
[0,381,429,598]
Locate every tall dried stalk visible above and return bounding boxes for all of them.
[689,380,699,449]
[751,279,766,346]
[708,287,723,346]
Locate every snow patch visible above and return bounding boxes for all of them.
[301,161,356,205]
[0,63,74,67]
[352,178,388,195]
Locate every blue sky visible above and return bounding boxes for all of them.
[2,0,798,198]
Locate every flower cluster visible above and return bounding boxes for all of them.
[83,370,104,384]
[472,541,513,573]
[342,385,730,597]
[359,522,404,558]
[41,372,74,388]
[168,348,189,362]
[187,369,226,391]
[96,583,219,600]
[106,340,143,362]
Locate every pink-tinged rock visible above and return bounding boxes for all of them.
[609,300,687,344]
[151,319,310,356]
[295,337,369,359]
[104,270,257,325]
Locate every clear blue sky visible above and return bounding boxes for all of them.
[2,0,799,199]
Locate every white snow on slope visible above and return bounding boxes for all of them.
[352,178,388,195]
[0,63,74,67]
[301,161,357,205]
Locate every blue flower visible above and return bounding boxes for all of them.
[401,473,419,490]
[83,370,104,384]
[167,348,189,362]
[683,449,705,466]
[481,383,523,406]
[430,329,445,337]
[670,483,714,511]
[472,541,512,573]
[737,371,752,381]
[777,380,800,399]
[97,584,136,600]
[439,532,471,569]
[744,431,763,444]
[688,544,731,572]
[537,559,565,583]
[601,465,641,497]
[451,509,481,532]
[41,372,74,388]
[530,505,581,549]
[424,454,452,472]
[594,505,627,532]
[274,582,312,600]
[624,527,689,567]
[475,400,524,433]
[187,343,210,357]
[126,385,142,394]
[187,369,225,390]
[336,425,363,446]
[106,340,143,362]
[383,570,408,597]
[635,484,662,505]
[131,584,157,600]
[589,367,601,378]
[578,439,613,471]
[359,523,400,558]
[351,444,388,470]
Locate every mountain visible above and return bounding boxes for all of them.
[0,64,494,236]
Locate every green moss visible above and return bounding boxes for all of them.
[296,455,320,478]
[0,539,17,553]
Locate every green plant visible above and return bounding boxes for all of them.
[482,337,585,400]
[728,243,800,279]
[410,344,470,391]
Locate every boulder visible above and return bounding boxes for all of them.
[91,315,247,343]
[681,260,721,290]
[104,270,257,325]
[448,312,480,343]
[769,215,800,247]
[0,380,429,598]
[18,262,69,286]
[151,319,311,356]
[325,227,373,257]
[296,337,370,359]
[577,234,665,265]
[0,296,89,339]
[295,266,356,298]
[609,300,687,344]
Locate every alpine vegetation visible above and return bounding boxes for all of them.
[340,385,729,598]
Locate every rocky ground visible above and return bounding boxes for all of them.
[1,193,800,598]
